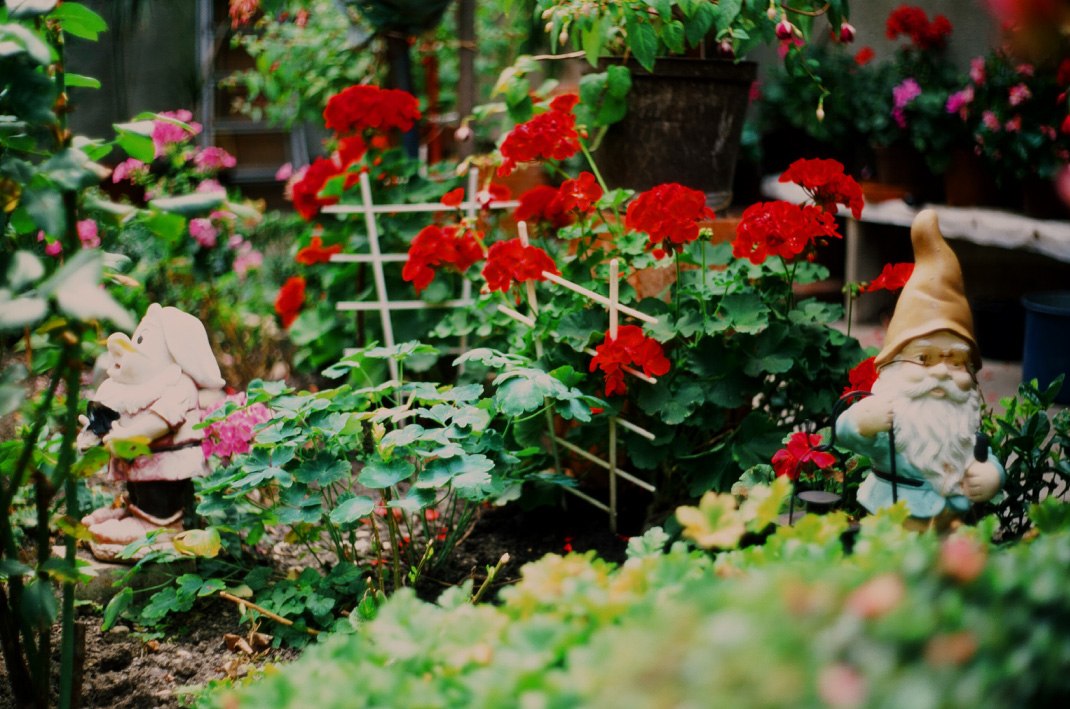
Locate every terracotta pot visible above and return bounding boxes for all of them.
[628,216,739,301]
[943,148,999,207]
[872,143,943,204]
[594,58,757,210]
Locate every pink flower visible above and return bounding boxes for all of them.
[190,218,218,248]
[37,231,62,257]
[1008,83,1031,106]
[1015,63,1035,77]
[152,109,202,157]
[201,393,273,461]
[76,219,100,248]
[945,87,973,116]
[775,18,796,40]
[232,241,264,279]
[969,57,985,84]
[1041,125,1057,140]
[1004,115,1022,132]
[112,158,146,183]
[891,78,922,128]
[196,179,225,194]
[837,22,856,43]
[193,146,237,171]
[981,110,1001,131]
[275,162,293,181]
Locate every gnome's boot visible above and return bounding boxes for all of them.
[85,480,191,562]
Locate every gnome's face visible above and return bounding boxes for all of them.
[106,313,175,385]
[879,331,976,400]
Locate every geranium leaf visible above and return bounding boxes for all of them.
[328,495,375,526]
[358,458,414,488]
[295,454,350,486]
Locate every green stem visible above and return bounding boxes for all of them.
[58,350,82,709]
[381,489,402,590]
[674,253,682,320]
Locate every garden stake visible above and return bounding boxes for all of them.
[219,592,319,636]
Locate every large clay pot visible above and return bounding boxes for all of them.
[594,58,757,211]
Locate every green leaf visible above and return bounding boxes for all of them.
[712,0,743,33]
[492,368,569,417]
[0,22,53,64]
[21,578,56,629]
[685,3,716,45]
[328,495,375,525]
[295,454,350,486]
[357,458,415,488]
[63,72,100,89]
[6,0,56,18]
[72,446,109,478]
[730,412,785,470]
[149,191,226,216]
[6,250,43,290]
[637,380,705,425]
[113,122,155,162]
[20,185,65,236]
[107,436,151,460]
[581,14,605,66]
[49,2,108,40]
[365,340,439,362]
[380,424,427,450]
[416,454,494,489]
[43,148,102,190]
[717,292,770,335]
[101,586,133,631]
[453,348,528,370]
[626,526,670,559]
[139,210,187,245]
[625,16,657,72]
[0,558,32,580]
[661,19,686,54]
[0,295,47,330]
[37,249,134,330]
[386,488,436,513]
[0,364,26,416]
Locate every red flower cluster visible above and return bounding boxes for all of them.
[296,236,343,265]
[855,47,876,66]
[733,201,840,265]
[771,431,836,481]
[402,224,484,293]
[275,276,306,329]
[441,187,465,208]
[843,356,878,395]
[481,238,558,293]
[886,5,952,51]
[865,262,914,293]
[323,85,421,136]
[513,172,602,228]
[589,325,671,397]
[291,158,345,220]
[779,158,865,219]
[625,183,715,252]
[498,94,581,177]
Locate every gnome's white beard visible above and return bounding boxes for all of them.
[871,365,980,496]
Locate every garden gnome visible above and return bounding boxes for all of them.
[835,210,1004,527]
[77,304,225,560]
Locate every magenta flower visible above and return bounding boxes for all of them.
[37,231,62,257]
[112,158,146,183]
[981,111,1001,131]
[969,57,985,84]
[193,146,237,172]
[945,87,973,116]
[152,109,202,157]
[190,218,218,248]
[76,219,100,248]
[196,179,225,194]
[275,162,293,181]
[201,393,272,461]
[891,78,922,128]
[1004,116,1022,132]
[1008,83,1032,106]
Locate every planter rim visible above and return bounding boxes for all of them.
[1022,291,1070,315]
[597,56,757,82]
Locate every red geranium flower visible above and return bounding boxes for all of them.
[514,185,575,228]
[771,431,836,481]
[481,238,558,293]
[477,183,512,209]
[323,85,421,136]
[441,187,465,208]
[498,95,581,177]
[843,356,878,395]
[779,158,865,219]
[296,236,343,265]
[336,135,367,168]
[291,157,343,220]
[886,5,952,51]
[865,262,915,293]
[855,47,876,66]
[402,224,484,293]
[625,183,715,252]
[733,201,841,265]
[556,171,603,214]
[589,325,670,397]
[275,276,306,329]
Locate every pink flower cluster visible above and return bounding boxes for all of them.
[892,78,922,128]
[152,109,202,158]
[201,393,273,461]
[193,146,237,172]
[77,219,100,248]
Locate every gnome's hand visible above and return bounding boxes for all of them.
[963,460,1001,503]
[850,395,894,438]
[76,415,101,451]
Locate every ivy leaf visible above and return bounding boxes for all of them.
[357,458,414,488]
[294,454,350,486]
[328,495,374,526]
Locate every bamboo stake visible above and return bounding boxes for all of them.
[219,592,320,636]
[540,271,658,324]
[358,172,398,381]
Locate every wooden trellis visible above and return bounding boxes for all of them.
[495,221,663,532]
[324,182,664,531]
[322,168,519,380]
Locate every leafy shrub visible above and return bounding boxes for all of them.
[200,498,1070,708]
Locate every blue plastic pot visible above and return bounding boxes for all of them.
[1021,292,1070,404]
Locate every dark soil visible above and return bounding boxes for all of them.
[0,499,628,707]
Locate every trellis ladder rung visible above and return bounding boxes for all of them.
[322,200,519,215]
[331,253,409,263]
[561,485,611,513]
[337,299,474,311]
[552,436,656,493]
[582,349,658,385]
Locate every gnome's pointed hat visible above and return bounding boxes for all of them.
[874,210,980,371]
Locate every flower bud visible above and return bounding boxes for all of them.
[816,104,825,122]
[718,38,735,58]
[541,8,553,20]
[766,4,777,21]
[559,29,569,46]
[839,22,856,43]
[454,125,473,142]
[775,19,796,41]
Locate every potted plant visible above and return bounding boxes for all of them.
[529,0,852,208]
